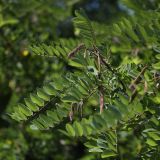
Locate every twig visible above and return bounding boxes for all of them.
[100,57,126,91]
[129,65,148,91]
[129,65,148,103]
[68,43,85,58]
[26,96,60,123]
[99,87,104,114]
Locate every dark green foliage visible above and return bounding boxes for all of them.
[11,1,160,159]
[0,0,159,159]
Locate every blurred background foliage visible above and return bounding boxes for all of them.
[0,0,159,159]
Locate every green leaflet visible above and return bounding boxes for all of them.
[42,44,53,56]
[85,141,97,148]
[36,115,47,128]
[50,81,64,90]
[66,124,75,137]
[101,109,116,127]
[89,147,103,153]
[56,107,68,120]
[18,104,33,117]
[152,94,160,104]
[113,24,121,34]
[148,132,160,141]
[37,88,50,101]
[82,124,93,136]
[153,46,160,53]
[43,84,57,96]
[68,60,84,68]
[56,46,66,58]
[30,93,44,106]
[138,25,148,42]
[97,138,108,149]
[146,138,157,147]
[108,105,122,120]
[32,120,45,130]
[114,100,129,118]
[11,109,27,121]
[125,28,139,43]
[69,87,83,99]
[92,115,106,130]
[46,110,60,123]
[101,150,117,158]
[62,95,78,103]
[24,98,39,112]
[73,121,83,136]
[119,94,129,106]
[152,62,160,70]
[156,54,160,59]
[81,118,93,136]
[30,45,44,55]
[38,115,54,128]
[0,18,19,28]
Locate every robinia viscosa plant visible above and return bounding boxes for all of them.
[12,4,160,159]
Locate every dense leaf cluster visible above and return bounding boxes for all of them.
[10,0,160,159]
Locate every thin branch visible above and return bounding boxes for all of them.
[99,55,126,91]
[25,85,72,123]
[26,96,60,123]
[129,65,148,91]
[68,43,85,58]
[129,65,148,103]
